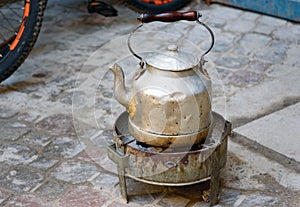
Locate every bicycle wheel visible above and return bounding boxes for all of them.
[125,0,191,13]
[0,0,47,83]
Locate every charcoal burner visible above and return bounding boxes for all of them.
[107,111,231,205]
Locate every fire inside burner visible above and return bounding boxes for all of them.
[114,111,221,153]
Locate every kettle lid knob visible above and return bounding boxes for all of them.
[167,44,178,52]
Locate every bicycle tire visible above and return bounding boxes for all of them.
[125,0,191,13]
[0,0,47,83]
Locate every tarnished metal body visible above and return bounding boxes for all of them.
[110,48,212,147]
[128,61,212,147]
[108,111,229,185]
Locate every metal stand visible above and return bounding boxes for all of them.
[107,112,231,205]
[209,143,221,206]
[107,147,130,202]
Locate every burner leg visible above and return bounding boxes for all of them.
[118,165,128,203]
[209,144,221,206]
[107,145,130,202]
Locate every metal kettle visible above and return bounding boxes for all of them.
[109,11,215,147]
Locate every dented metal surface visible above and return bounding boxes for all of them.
[110,52,212,147]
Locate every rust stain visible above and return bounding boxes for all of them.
[128,98,136,119]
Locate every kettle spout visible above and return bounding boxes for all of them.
[109,63,130,108]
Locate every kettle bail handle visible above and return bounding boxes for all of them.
[128,11,215,66]
[138,11,200,23]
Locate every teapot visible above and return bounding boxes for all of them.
[109,11,215,147]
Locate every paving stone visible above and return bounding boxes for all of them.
[22,132,52,147]
[239,11,260,21]
[253,24,275,35]
[206,203,243,207]
[0,163,9,175]
[266,64,296,78]
[215,55,249,69]
[191,202,210,207]
[0,167,44,193]
[157,193,190,207]
[107,201,138,207]
[5,194,54,207]
[126,178,164,196]
[129,193,161,206]
[47,87,64,101]
[98,153,118,174]
[34,179,69,199]
[206,17,226,28]
[227,70,266,87]
[245,61,271,73]
[238,193,279,207]
[0,189,11,205]
[0,120,30,141]
[234,102,300,163]
[100,129,114,145]
[257,15,287,27]
[227,141,300,191]
[285,44,300,69]
[215,67,231,80]
[90,172,118,191]
[0,107,18,119]
[78,146,118,174]
[36,114,76,136]
[167,182,210,200]
[219,188,241,205]
[57,185,110,207]
[53,76,77,90]
[0,144,36,165]
[50,160,99,184]
[9,81,42,94]
[220,69,300,126]
[235,33,272,55]
[212,32,236,53]
[43,136,85,158]
[273,24,300,43]
[77,148,105,164]
[208,5,242,20]
[94,96,114,111]
[28,156,59,170]
[218,188,280,206]
[254,40,289,64]
[224,19,255,33]
[10,121,27,128]
[221,151,266,191]
[59,91,87,106]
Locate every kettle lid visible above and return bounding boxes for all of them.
[144,45,199,71]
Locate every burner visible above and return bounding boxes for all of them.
[107,111,231,205]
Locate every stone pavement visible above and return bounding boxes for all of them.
[0,0,300,206]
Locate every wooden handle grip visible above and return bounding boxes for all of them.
[138,11,201,23]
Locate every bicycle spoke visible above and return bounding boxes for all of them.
[9,6,23,18]
[0,10,17,32]
[1,16,21,23]
[0,33,7,42]
[0,1,22,55]
[0,23,17,34]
